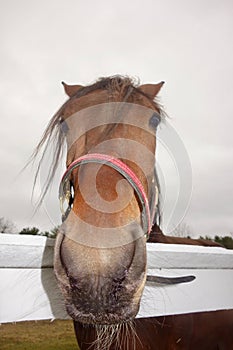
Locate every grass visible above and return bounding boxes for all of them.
[0,320,79,350]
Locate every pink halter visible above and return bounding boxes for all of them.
[59,153,152,238]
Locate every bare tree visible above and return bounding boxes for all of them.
[0,217,17,233]
[171,222,192,238]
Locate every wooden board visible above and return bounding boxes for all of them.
[1,234,233,323]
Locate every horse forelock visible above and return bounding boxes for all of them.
[62,75,163,110]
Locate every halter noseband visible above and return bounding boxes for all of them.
[59,153,157,238]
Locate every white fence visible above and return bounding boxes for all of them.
[1,234,233,323]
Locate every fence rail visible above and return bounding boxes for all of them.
[1,234,233,323]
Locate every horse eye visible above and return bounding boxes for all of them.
[60,119,69,134]
[149,112,161,129]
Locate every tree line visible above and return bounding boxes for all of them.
[0,217,58,239]
[1,216,233,249]
[199,235,233,250]
[19,226,59,239]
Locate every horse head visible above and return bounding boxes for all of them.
[38,76,164,326]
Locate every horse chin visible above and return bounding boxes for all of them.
[65,301,139,326]
[61,280,144,325]
[54,232,147,326]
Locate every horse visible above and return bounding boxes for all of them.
[34,76,233,349]
[74,310,233,349]
[148,223,223,247]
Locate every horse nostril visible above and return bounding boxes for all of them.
[112,273,127,300]
[68,275,79,288]
[113,275,126,285]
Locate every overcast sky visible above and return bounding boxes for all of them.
[0,0,233,237]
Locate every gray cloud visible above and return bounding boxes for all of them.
[0,0,233,236]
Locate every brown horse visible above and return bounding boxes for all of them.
[148,223,223,247]
[34,76,165,347]
[34,76,232,349]
[74,310,233,349]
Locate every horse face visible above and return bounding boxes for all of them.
[53,77,163,325]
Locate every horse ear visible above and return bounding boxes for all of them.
[139,81,165,99]
[62,82,83,97]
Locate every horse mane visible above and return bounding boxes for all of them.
[31,75,163,225]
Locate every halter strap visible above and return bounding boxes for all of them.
[59,153,153,237]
